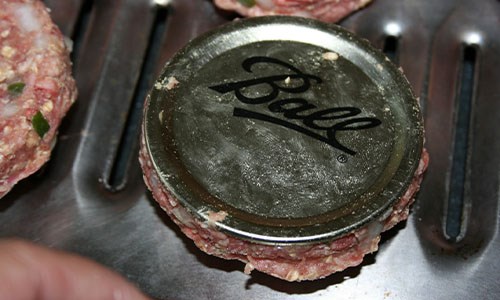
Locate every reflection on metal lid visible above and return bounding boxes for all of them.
[143,16,423,244]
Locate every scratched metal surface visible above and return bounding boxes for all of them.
[1,0,499,299]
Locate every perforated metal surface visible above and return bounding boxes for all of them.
[1,0,499,299]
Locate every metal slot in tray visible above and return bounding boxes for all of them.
[1,0,499,299]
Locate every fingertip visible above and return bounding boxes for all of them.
[0,239,153,300]
[112,287,152,300]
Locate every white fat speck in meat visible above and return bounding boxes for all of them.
[13,4,41,32]
[1,103,20,118]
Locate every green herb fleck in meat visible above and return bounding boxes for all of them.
[7,82,25,96]
[237,0,256,7]
[32,111,50,138]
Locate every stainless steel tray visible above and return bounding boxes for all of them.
[1,0,499,299]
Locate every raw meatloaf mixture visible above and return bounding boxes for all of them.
[214,0,373,23]
[140,128,429,281]
[0,0,77,198]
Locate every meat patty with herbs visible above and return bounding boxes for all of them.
[0,0,77,198]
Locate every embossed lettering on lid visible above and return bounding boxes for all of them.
[144,16,423,244]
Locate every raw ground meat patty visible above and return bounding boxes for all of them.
[214,0,373,23]
[0,0,77,198]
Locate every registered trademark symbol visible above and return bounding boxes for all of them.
[337,154,348,163]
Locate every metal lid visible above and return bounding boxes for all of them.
[143,16,423,245]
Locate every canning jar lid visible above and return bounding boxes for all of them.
[143,16,423,245]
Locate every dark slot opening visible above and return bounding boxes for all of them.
[70,0,94,69]
[104,6,169,192]
[445,46,477,241]
[382,35,399,63]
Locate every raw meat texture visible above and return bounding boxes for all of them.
[0,0,77,198]
[214,0,373,23]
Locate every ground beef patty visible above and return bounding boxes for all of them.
[214,0,373,23]
[0,0,77,198]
